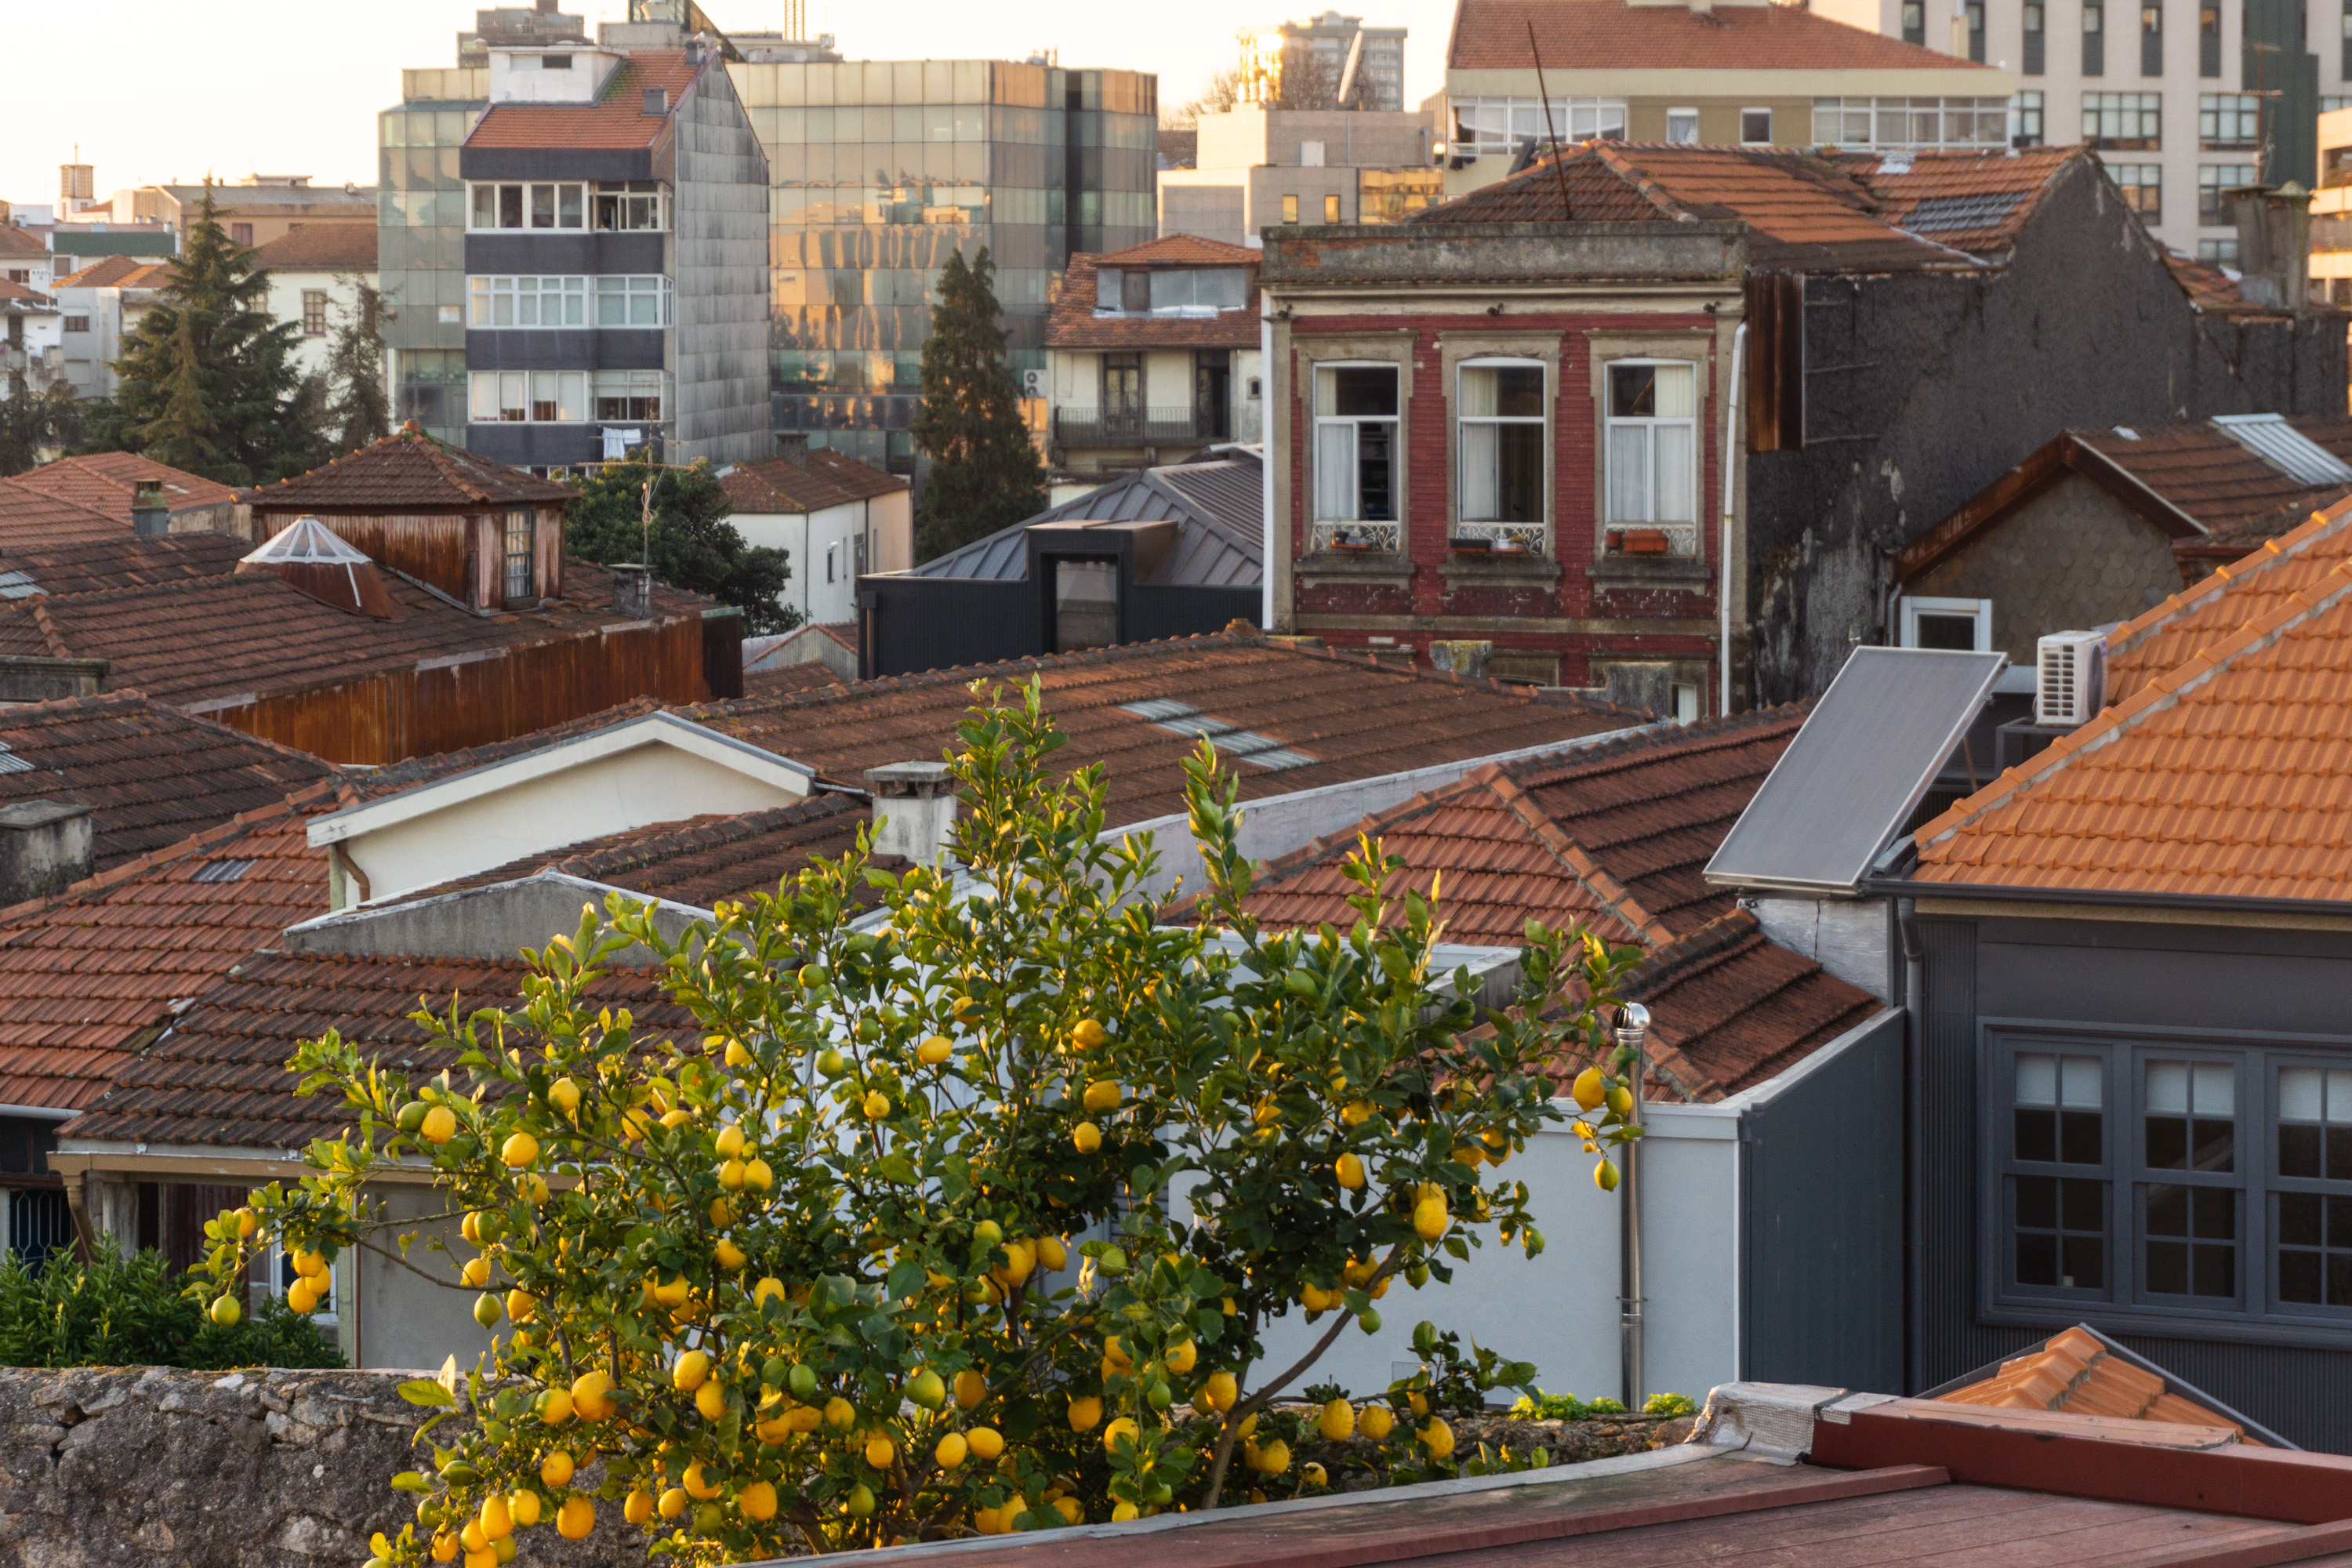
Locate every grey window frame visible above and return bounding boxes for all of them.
[1982,1021,2352,1348]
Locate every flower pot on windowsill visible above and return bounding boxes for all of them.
[1327,539,1381,553]
[1446,536,1493,555]
[1621,528,1671,555]
[1490,538,1530,556]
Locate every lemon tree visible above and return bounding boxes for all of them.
[198,683,1643,1565]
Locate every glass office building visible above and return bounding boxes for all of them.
[381,67,488,444]
[725,59,1157,466]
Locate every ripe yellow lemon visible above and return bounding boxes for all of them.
[965,1425,1004,1461]
[724,1037,754,1066]
[935,1432,969,1468]
[509,1490,541,1527]
[1421,1418,1455,1459]
[1102,1416,1140,1454]
[1082,1080,1123,1113]
[556,1495,595,1539]
[1203,1370,1238,1412]
[287,1279,318,1314]
[954,1369,987,1409]
[235,1207,259,1239]
[1072,1121,1103,1154]
[715,1123,746,1159]
[460,1257,490,1288]
[695,1382,728,1421]
[657,1487,688,1519]
[479,1494,513,1541]
[1256,1439,1290,1475]
[1072,1019,1108,1051]
[538,1387,573,1425]
[505,1288,535,1323]
[684,1461,720,1501]
[823,1396,855,1431]
[1318,1399,1356,1440]
[1334,1152,1366,1189]
[622,1488,654,1526]
[715,1239,747,1271]
[430,1530,459,1562]
[1067,1395,1103,1432]
[500,1132,539,1168]
[419,1105,457,1145]
[1342,1100,1373,1127]
[1571,1067,1606,1111]
[753,1276,786,1308]
[739,1479,779,1521]
[918,1036,954,1065]
[549,1077,580,1116]
[1413,1192,1449,1242]
[717,1158,747,1190]
[862,1091,891,1119]
[743,1158,774,1192]
[1037,1235,1068,1272]
[292,1248,327,1278]
[863,1432,897,1468]
[1111,1501,1139,1522]
[540,1450,574,1486]
[1359,1404,1395,1440]
[1164,1340,1197,1375]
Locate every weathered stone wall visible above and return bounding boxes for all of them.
[0,1367,646,1568]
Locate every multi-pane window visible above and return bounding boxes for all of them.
[2200,164,2256,224]
[1312,364,1399,550]
[1456,360,1545,546]
[1967,0,1987,59]
[2018,91,2047,146]
[2199,236,2241,263]
[503,509,535,602]
[1667,108,1700,143]
[230,223,253,245]
[2201,93,2262,149]
[1993,1035,2352,1332]
[1809,98,2012,149]
[2110,163,2162,223]
[467,370,585,423]
[1604,361,1696,528]
[62,316,89,334]
[468,274,587,328]
[2084,93,2161,147]
[470,181,669,231]
[594,275,672,327]
[1449,98,1626,155]
[2025,2,2047,73]
[592,368,666,422]
[300,289,328,336]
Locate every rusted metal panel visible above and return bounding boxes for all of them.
[1744,272,1806,454]
[254,510,477,604]
[702,612,744,700]
[536,503,565,601]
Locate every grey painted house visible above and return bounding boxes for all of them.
[456,38,768,470]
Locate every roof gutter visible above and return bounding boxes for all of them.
[1867,873,2352,923]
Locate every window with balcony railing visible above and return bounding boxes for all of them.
[1311,364,1399,553]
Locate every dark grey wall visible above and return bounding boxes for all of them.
[466,423,606,468]
[1918,909,2352,1450]
[459,147,653,181]
[465,233,667,274]
[466,328,667,370]
[671,59,772,465]
[1747,161,2347,705]
[1742,1007,1907,1394]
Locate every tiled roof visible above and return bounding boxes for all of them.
[0,279,54,308]
[9,452,241,522]
[1094,234,1261,267]
[0,481,132,547]
[0,227,46,259]
[684,631,1642,827]
[908,455,1261,587]
[1411,143,1976,274]
[0,532,244,595]
[245,225,379,271]
[0,784,340,1112]
[347,696,672,798]
[52,255,152,289]
[1628,912,1881,1101]
[116,263,172,289]
[1835,145,2082,259]
[466,52,703,151]
[419,793,896,911]
[60,950,699,1149]
[242,423,574,512]
[742,659,846,699]
[1936,1327,2263,1439]
[2164,248,2251,311]
[1047,250,1261,350]
[1914,502,2352,900]
[716,451,906,514]
[0,691,334,871]
[0,556,710,711]
[1447,0,2006,71]
[2103,501,2352,701]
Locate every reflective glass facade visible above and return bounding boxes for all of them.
[381,70,487,444]
[727,59,1156,463]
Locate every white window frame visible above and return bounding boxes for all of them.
[1898,594,1993,652]
[467,181,590,231]
[1601,357,1700,548]
[466,274,588,328]
[468,370,586,424]
[1448,97,1628,158]
[1666,107,1700,144]
[1740,107,1773,145]
[591,368,670,423]
[1310,359,1402,552]
[1454,356,1549,550]
[594,274,673,328]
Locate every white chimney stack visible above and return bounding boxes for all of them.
[862,762,960,869]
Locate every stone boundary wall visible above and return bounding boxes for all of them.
[0,1366,647,1567]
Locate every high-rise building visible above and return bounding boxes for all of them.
[1241,13,1408,114]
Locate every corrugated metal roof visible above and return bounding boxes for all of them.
[906,454,1261,586]
[2211,413,2352,488]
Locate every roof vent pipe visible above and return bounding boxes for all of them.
[130,483,168,538]
[862,761,960,869]
[1616,1001,1650,1413]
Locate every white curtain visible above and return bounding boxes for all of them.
[1458,366,1500,417]
[1654,424,1694,522]
[1461,424,1499,520]
[1316,423,1356,521]
[1606,426,1648,522]
[1653,363,1696,417]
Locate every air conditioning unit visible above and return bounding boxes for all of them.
[2035,631,2107,727]
[1021,368,1047,398]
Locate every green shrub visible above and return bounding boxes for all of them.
[1643,1392,1697,1417]
[1509,1390,1628,1421]
[0,1246,342,1370]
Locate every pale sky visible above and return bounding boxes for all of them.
[1,0,1456,212]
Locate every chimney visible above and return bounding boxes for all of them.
[1429,639,1491,679]
[0,655,108,705]
[862,762,960,869]
[131,481,168,537]
[775,432,813,469]
[2230,183,2313,310]
[643,88,670,115]
[0,800,93,906]
[612,562,654,618]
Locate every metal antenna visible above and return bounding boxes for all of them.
[1526,22,1573,220]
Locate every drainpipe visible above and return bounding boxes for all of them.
[1718,322,1748,717]
[1260,300,1276,631]
[1617,1002,1650,1412]
[1897,898,1926,1395]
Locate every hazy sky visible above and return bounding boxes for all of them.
[2,0,1454,210]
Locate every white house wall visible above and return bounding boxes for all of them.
[1143,350,1192,413]
[263,266,371,385]
[733,499,869,625]
[1637,1105,1742,1401]
[354,1185,497,1370]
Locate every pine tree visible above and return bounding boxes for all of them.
[100,182,323,485]
[909,247,1047,560]
[321,278,391,454]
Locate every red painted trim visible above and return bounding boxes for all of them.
[1810,1410,2352,1525]
[2085,1518,2352,1568]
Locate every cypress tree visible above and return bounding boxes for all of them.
[910,247,1047,560]
[321,278,391,454]
[101,182,322,485]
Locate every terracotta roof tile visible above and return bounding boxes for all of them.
[0,227,47,260]
[0,481,133,546]
[1447,0,2007,71]
[1835,145,2082,257]
[1046,249,1262,350]
[9,452,241,523]
[0,784,342,1111]
[1914,501,2352,900]
[60,950,699,1149]
[466,52,704,151]
[0,279,54,307]
[1628,912,1882,1102]
[52,255,152,290]
[742,659,846,699]
[0,531,244,594]
[0,691,333,870]
[245,225,378,271]
[1094,235,1262,267]
[243,423,574,512]
[716,451,906,514]
[2077,421,2352,540]
[1937,1327,2258,1442]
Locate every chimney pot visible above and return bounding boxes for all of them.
[775,431,813,469]
[643,88,670,115]
[862,762,960,869]
[0,800,94,906]
[131,484,169,537]
[612,562,654,618]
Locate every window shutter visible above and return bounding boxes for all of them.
[1744,271,1805,453]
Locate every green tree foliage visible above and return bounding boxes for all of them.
[564,455,800,636]
[96,183,323,485]
[0,377,85,477]
[208,685,1645,1565]
[321,278,394,454]
[0,1246,340,1370]
[911,248,1047,561]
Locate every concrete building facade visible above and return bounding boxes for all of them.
[1160,106,1440,244]
[1241,12,1410,113]
[94,178,376,250]
[248,227,380,387]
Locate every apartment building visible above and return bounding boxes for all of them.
[1160,106,1441,242]
[1439,0,2013,197]
[92,177,376,249]
[249,227,379,384]
[1814,0,2328,257]
[1241,12,1410,112]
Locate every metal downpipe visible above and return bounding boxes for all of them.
[1898,898,1926,1394]
[1617,1003,1650,1410]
